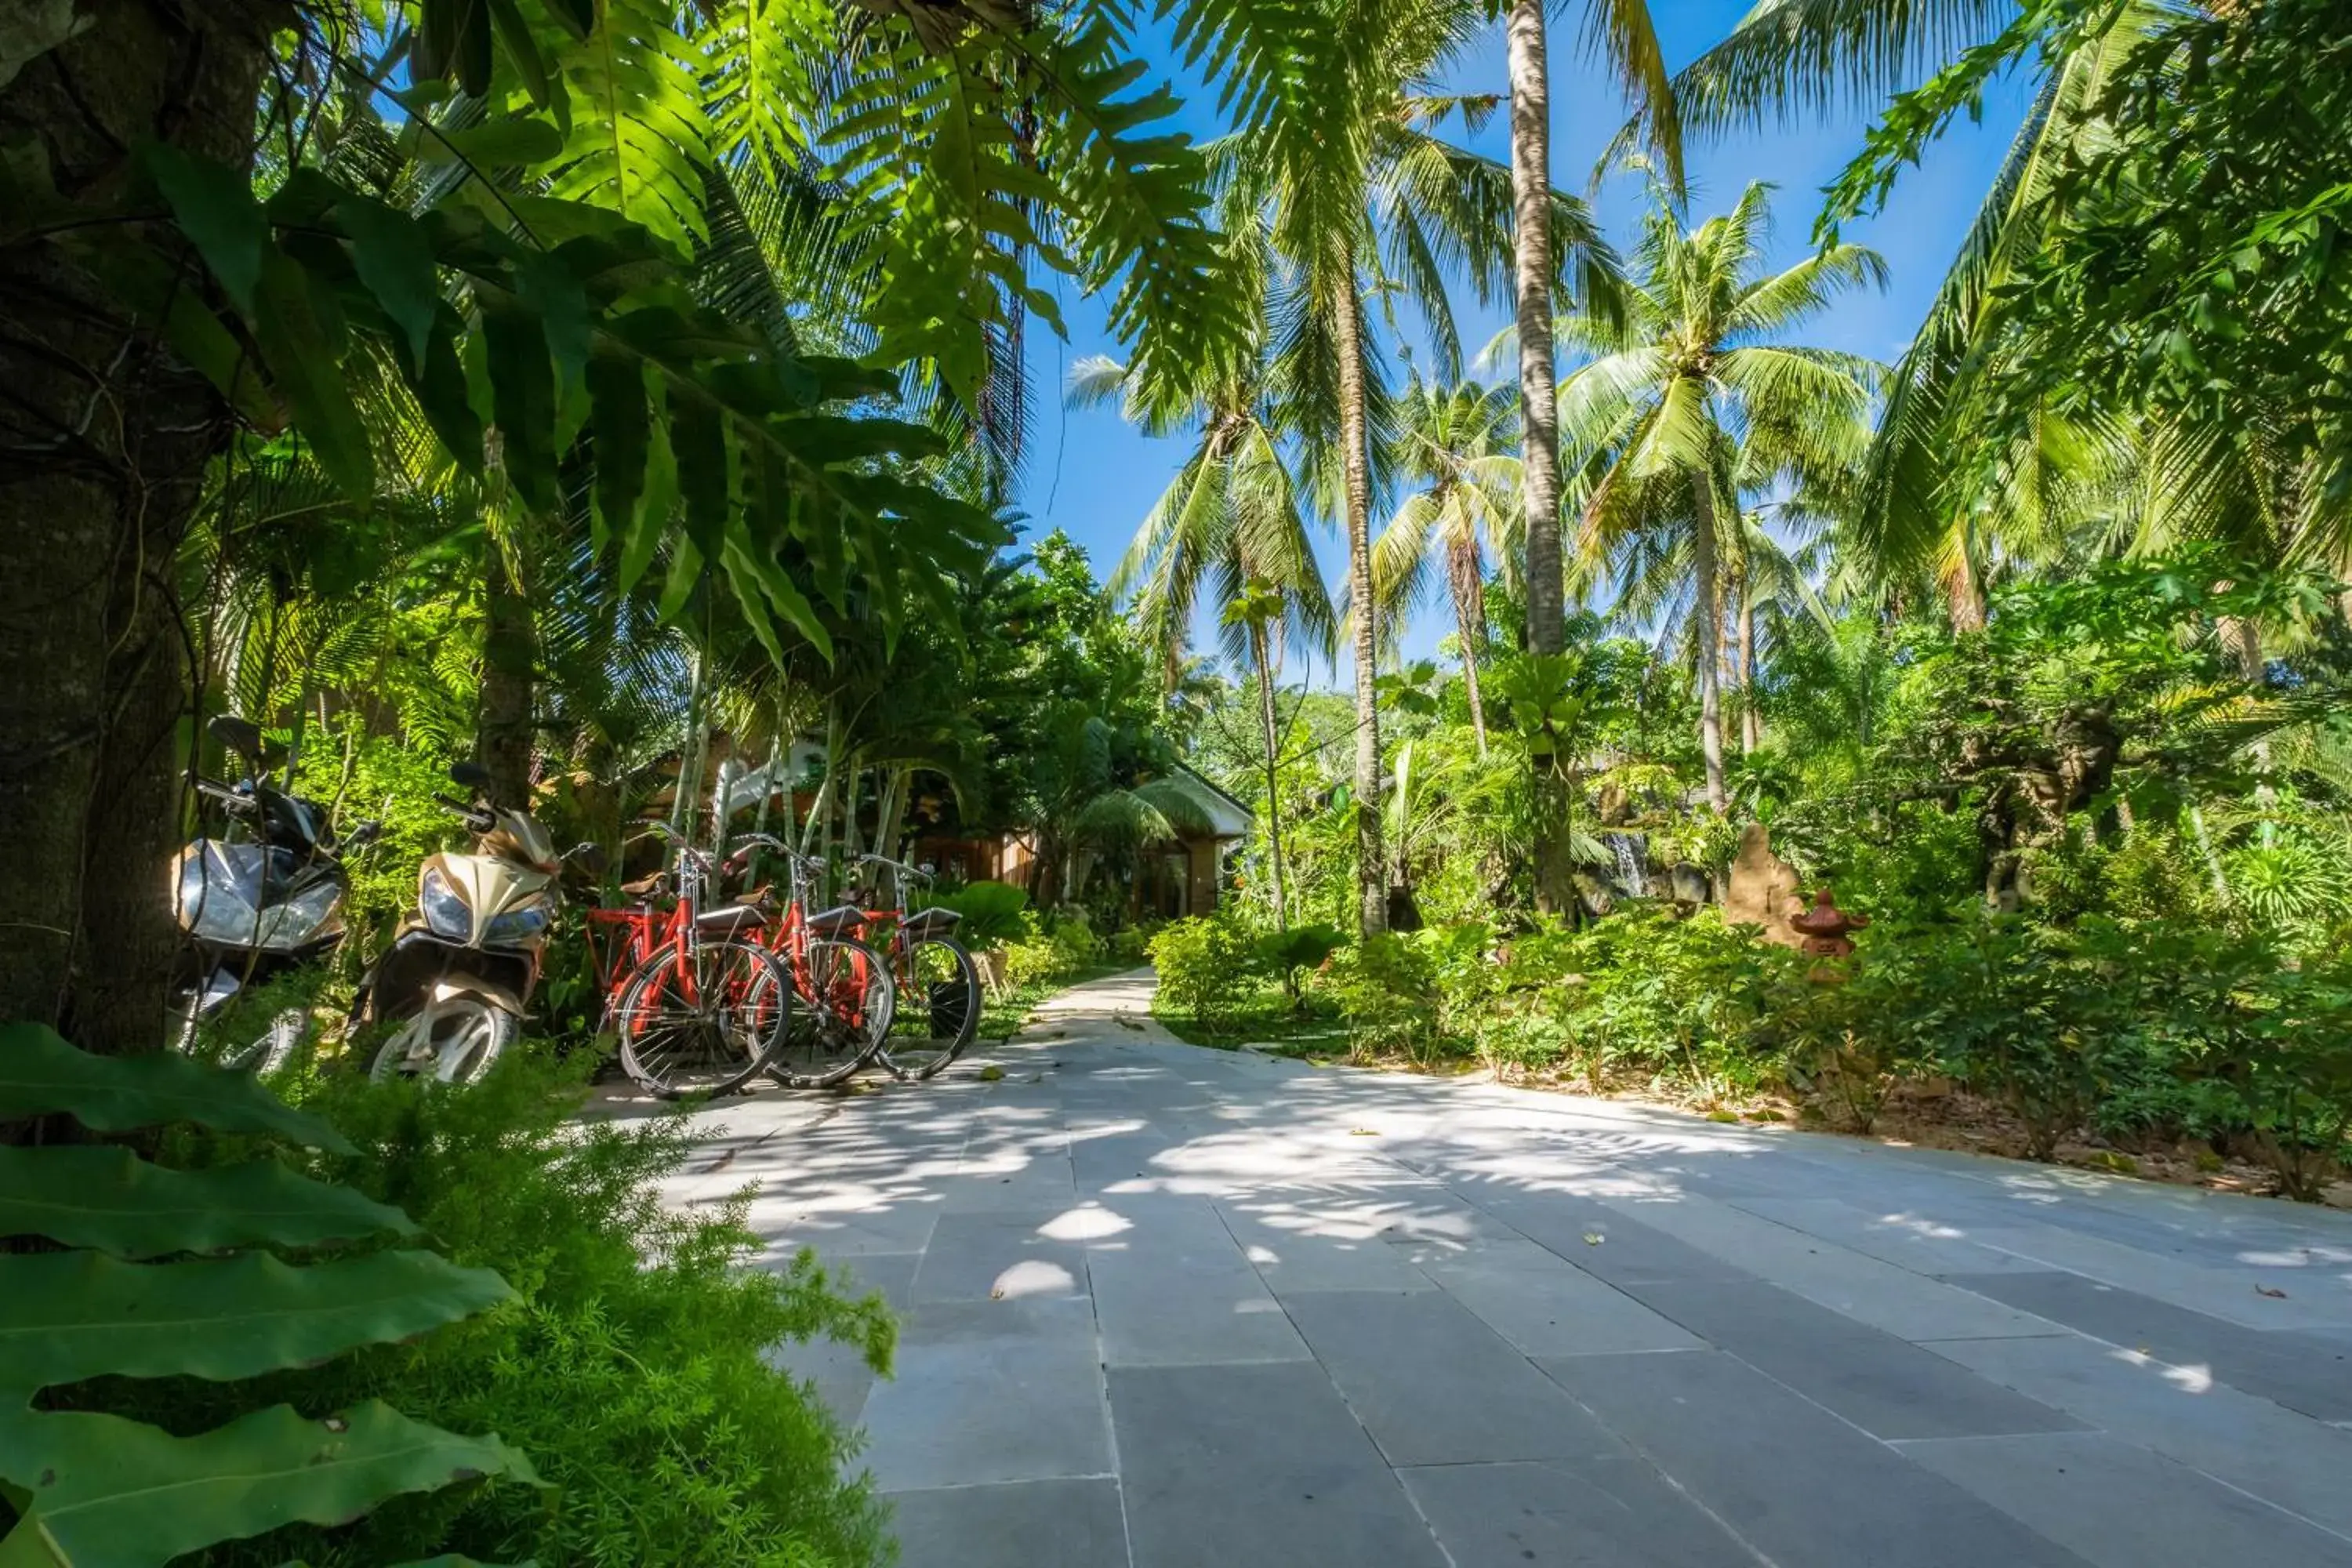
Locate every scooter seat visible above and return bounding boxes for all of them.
[804,904,866,938]
[694,904,768,938]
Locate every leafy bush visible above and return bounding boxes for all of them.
[0,1024,532,1566]
[1149,916,1258,1031]
[925,880,1034,951]
[1254,923,1347,1007]
[57,1047,896,1566]
[1325,932,1443,1061]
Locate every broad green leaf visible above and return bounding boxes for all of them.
[0,1024,352,1152]
[0,1249,510,1390]
[585,357,649,552]
[0,1400,539,1568]
[617,393,674,595]
[251,249,375,499]
[517,252,590,398]
[487,0,554,111]
[335,194,441,376]
[140,144,266,314]
[670,393,728,562]
[408,310,485,475]
[0,1146,414,1258]
[655,536,702,624]
[479,293,557,510]
[419,116,565,169]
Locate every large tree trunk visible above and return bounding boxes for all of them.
[0,1,285,1054]
[1946,539,1987,633]
[478,539,535,811]
[1448,530,1489,758]
[1508,0,1574,916]
[1690,482,1728,813]
[1332,265,1386,937]
[1737,569,1760,755]
[1249,619,1289,930]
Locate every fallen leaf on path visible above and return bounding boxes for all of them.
[1348,1128,1380,1136]
[1583,1233,1604,1246]
[2256,1284,2288,1298]
[978,1065,1005,1082]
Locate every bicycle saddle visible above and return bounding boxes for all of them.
[693,904,768,938]
[804,904,866,938]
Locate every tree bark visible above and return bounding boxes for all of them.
[478,539,535,811]
[1947,540,1987,633]
[1690,481,1728,813]
[0,0,285,1053]
[1249,619,1290,929]
[1448,528,1489,758]
[1332,263,1386,937]
[1737,571,1760,755]
[1508,0,1574,915]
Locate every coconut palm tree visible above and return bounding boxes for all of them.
[1071,336,1336,929]
[1206,0,1614,934]
[1373,377,1523,756]
[1560,182,1884,811]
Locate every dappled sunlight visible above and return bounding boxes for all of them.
[1038,1203,1132,1241]
[990,1258,1080,1298]
[2113,1348,2219,1396]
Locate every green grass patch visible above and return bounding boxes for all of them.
[1149,975,1349,1054]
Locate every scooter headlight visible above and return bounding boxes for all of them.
[419,868,473,941]
[253,880,342,951]
[481,904,551,946]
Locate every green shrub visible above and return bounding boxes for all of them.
[1050,913,1104,970]
[925,880,1033,950]
[1254,923,1347,1007]
[0,1024,532,1566]
[1149,916,1258,1031]
[69,1047,896,1567]
[1326,932,1443,1061]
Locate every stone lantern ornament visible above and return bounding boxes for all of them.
[1789,888,1868,962]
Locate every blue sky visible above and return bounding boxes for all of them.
[1012,0,2034,679]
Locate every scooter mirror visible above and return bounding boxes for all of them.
[567,843,609,875]
[346,819,385,849]
[209,714,266,760]
[449,760,493,790]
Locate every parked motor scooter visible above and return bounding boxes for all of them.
[354,760,586,1083]
[169,714,379,1072]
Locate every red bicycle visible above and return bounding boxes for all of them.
[724,834,896,1090]
[589,822,794,1098]
[849,851,983,1081]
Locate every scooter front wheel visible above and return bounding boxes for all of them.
[370,997,517,1085]
[220,1008,310,1076]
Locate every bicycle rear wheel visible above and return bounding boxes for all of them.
[877,935,981,1081]
[770,937,895,1089]
[615,938,793,1099]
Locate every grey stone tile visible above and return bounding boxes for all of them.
[1602,1194,2061,1341]
[886,1477,1129,1568]
[1399,1458,1758,1567]
[1110,1361,1447,1568]
[1967,1221,2352,1328]
[1631,1277,2086,1439]
[1403,1236,1704,1357]
[743,1187,942,1257]
[1927,1331,2352,1537]
[1947,1269,2352,1420]
[763,1250,916,1426]
[910,1210,1090,1305]
[1731,1196,2056,1276]
[859,1296,1112,1490]
[1215,1196,1441,1294]
[1475,1193,1754,1287]
[1087,1199,1308,1367]
[1539,1350,2096,1568]
[1281,1288,1621,1465]
[1896,1432,2352,1568]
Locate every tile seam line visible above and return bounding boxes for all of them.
[1077,1112,1143,1568]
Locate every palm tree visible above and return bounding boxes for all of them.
[1072,340,1336,929]
[1207,0,1613,934]
[1559,182,1884,811]
[1374,377,1522,756]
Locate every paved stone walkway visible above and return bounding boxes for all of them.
[662,968,2352,1568]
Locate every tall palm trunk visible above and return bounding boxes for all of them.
[1249,619,1290,929]
[1508,0,1573,913]
[478,541,535,811]
[0,2,284,1054]
[1690,481,1728,813]
[1446,529,1490,757]
[1737,585,1760,755]
[1947,540,1987,633]
[1332,263,1387,937]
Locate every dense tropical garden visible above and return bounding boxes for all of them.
[2,0,2350,1559]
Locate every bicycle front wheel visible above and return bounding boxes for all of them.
[877,935,981,1081]
[615,938,793,1099]
[770,937,895,1089]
